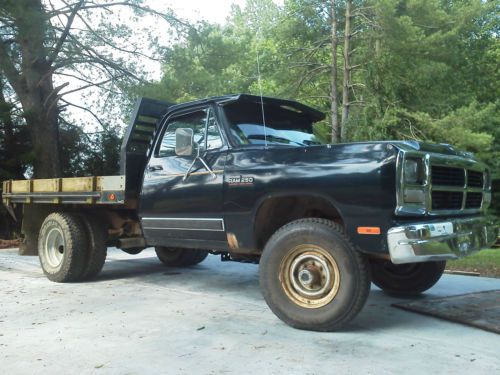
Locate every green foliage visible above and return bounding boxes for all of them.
[447,249,500,278]
[59,125,122,177]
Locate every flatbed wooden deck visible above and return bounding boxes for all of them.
[2,175,125,205]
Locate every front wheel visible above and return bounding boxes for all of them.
[370,260,446,296]
[259,218,371,332]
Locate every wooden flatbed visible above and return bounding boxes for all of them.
[2,175,125,205]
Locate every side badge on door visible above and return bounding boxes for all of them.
[227,175,254,186]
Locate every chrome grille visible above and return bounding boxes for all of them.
[431,166,465,187]
[430,165,484,213]
[467,170,483,188]
[465,192,482,208]
[431,191,463,210]
[396,150,491,217]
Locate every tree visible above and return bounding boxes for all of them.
[329,0,339,143]
[0,77,26,180]
[340,0,352,140]
[0,0,187,178]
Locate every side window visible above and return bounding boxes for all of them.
[158,110,207,157]
[157,108,223,157]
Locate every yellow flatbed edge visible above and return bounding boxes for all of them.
[2,175,125,205]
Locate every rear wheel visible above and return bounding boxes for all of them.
[259,218,371,332]
[38,212,88,282]
[370,260,446,296]
[155,247,208,267]
[80,214,107,280]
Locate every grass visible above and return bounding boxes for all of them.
[446,248,500,278]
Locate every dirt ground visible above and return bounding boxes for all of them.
[0,239,20,249]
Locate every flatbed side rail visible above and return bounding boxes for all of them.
[2,175,125,205]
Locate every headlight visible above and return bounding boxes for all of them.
[484,170,491,189]
[404,158,423,184]
[403,188,425,203]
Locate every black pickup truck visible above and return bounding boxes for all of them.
[2,94,497,331]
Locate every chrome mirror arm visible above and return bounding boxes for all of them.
[183,145,217,181]
[198,154,217,179]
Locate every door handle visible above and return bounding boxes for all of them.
[148,165,163,172]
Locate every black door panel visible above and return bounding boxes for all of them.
[139,107,227,246]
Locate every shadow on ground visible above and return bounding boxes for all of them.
[94,252,448,332]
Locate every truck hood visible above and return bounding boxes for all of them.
[320,140,475,160]
[387,140,476,159]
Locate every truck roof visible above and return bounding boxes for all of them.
[165,94,326,122]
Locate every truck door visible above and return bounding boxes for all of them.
[139,106,227,248]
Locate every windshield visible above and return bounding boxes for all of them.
[224,101,322,146]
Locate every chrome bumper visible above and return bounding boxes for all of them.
[387,217,498,264]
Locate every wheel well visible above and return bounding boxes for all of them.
[254,196,344,249]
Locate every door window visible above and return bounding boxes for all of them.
[158,109,223,157]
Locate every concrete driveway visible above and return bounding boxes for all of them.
[1,248,499,374]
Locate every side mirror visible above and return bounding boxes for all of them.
[175,128,194,156]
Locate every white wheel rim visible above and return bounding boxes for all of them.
[44,227,65,268]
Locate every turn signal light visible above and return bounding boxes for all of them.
[357,227,381,235]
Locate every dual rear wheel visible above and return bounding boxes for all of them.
[38,212,107,282]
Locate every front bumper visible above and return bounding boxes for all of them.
[387,217,497,264]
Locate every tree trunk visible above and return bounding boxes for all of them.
[15,0,61,178]
[19,63,61,179]
[341,0,352,142]
[25,102,61,179]
[374,38,383,115]
[330,0,339,144]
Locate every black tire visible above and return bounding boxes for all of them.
[371,260,446,296]
[38,212,88,282]
[80,214,107,280]
[259,218,371,332]
[155,247,208,267]
[122,247,144,255]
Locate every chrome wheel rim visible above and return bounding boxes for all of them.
[279,245,341,308]
[44,227,65,268]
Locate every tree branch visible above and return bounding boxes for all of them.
[59,75,123,96]
[43,82,69,108]
[55,33,145,82]
[0,40,22,93]
[48,0,85,63]
[49,1,192,31]
[70,16,161,62]
[54,71,120,94]
[60,97,110,132]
